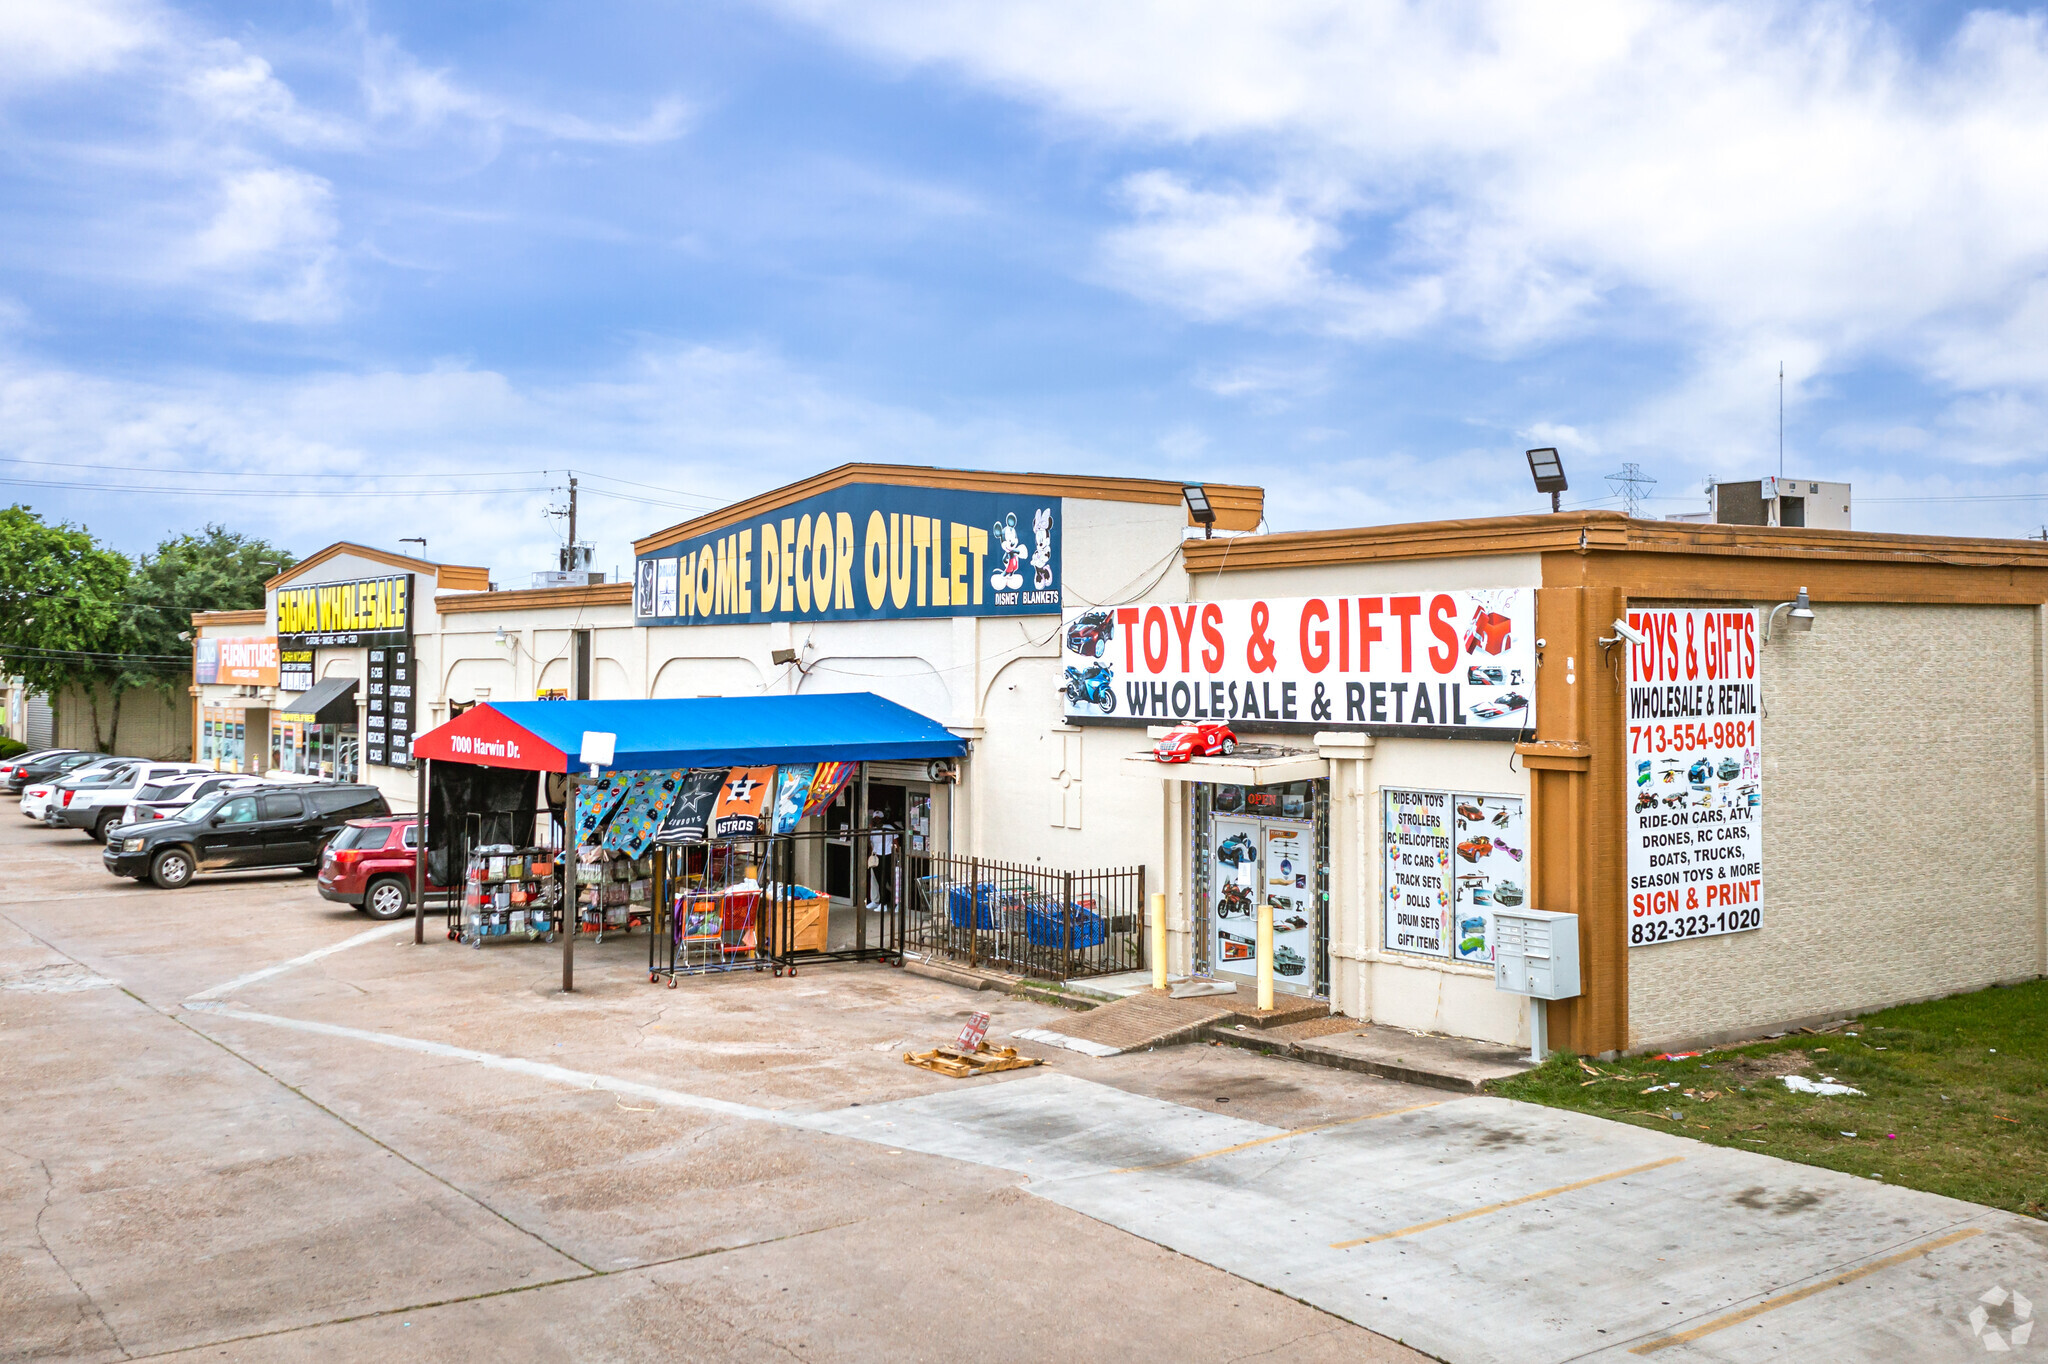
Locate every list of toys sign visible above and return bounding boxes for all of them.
[1626,607,1763,946]
[1059,589,1534,735]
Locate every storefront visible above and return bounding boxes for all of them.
[255,544,489,785]
[262,471,2048,1058]
[272,677,361,782]
[409,693,970,987]
[189,618,279,773]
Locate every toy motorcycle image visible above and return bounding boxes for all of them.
[1217,882,1254,919]
[1061,663,1116,714]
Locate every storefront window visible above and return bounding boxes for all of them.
[266,719,358,782]
[1195,779,1327,996]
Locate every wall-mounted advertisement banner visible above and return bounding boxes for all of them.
[277,573,414,648]
[279,649,314,692]
[216,636,279,685]
[1626,607,1762,946]
[194,638,219,684]
[1384,788,1525,960]
[634,483,1064,626]
[1061,589,1533,735]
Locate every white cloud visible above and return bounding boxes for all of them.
[0,0,157,88]
[780,0,2048,437]
[0,344,1098,570]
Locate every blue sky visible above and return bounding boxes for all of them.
[3,0,2047,574]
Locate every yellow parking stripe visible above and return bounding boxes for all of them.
[1330,1155,1686,1248]
[1629,1227,1984,1354]
[1112,1101,1446,1175]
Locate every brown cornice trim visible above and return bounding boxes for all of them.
[267,542,491,592]
[1183,511,2048,580]
[189,609,267,627]
[632,462,1265,554]
[434,582,633,615]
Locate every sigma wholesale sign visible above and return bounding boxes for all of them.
[276,574,413,648]
[1626,607,1763,946]
[1060,590,1534,735]
[633,483,1063,625]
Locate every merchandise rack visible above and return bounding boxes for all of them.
[457,845,562,947]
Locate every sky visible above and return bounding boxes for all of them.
[4,0,2048,578]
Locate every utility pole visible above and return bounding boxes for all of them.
[1778,362,1785,480]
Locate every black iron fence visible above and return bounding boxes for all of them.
[908,853,1145,981]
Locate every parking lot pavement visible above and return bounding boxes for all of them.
[0,818,1426,1362]
[5,816,2041,1362]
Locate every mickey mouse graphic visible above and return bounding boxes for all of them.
[1030,506,1054,590]
[991,513,1026,590]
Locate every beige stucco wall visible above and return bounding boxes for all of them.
[1627,602,2048,1050]
[54,682,192,759]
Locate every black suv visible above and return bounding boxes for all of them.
[104,783,391,889]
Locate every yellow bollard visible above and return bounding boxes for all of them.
[1256,898,1274,1011]
[1150,891,1168,991]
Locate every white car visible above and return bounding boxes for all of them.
[19,757,133,821]
[119,771,263,830]
[47,762,218,842]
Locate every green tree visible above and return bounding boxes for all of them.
[0,505,136,750]
[126,525,297,669]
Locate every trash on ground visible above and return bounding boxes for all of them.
[1652,1051,1702,1061]
[904,1045,1044,1078]
[1783,1075,1863,1096]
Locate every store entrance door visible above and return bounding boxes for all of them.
[1209,808,1318,994]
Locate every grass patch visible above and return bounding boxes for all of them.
[1488,978,2048,1219]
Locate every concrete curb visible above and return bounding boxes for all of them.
[1199,1025,1501,1093]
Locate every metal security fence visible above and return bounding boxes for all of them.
[908,853,1145,981]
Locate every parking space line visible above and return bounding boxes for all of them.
[187,921,411,1001]
[1112,1100,1447,1174]
[1330,1155,1686,1248]
[1628,1226,1984,1354]
[183,1003,784,1122]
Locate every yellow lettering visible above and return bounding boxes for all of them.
[864,511,887,610]
[969,527,988,606]
[836,513,855,609]
[678,551,695,617]
[888,513,912,610]
[696,546,715,617]
[793,515,812,613]
[950,522,969,608]
[738,529,752,614]
[779,517,796,612]
[912,516,931,607]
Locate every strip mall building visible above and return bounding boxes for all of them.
[194,465,2048,1057]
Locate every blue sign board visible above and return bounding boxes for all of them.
[634,483,1064,625]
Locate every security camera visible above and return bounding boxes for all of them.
[1605,617,1648,648]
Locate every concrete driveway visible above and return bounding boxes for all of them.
[2,816,2040,1361]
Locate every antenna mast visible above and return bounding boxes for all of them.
[1778,362,1785,479]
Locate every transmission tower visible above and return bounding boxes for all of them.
[1606,462,1657,518]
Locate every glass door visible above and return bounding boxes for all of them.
[1208,805,1320,993]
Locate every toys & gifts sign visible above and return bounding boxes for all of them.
[1060,589,1534,735]
[1626,607,1763,945]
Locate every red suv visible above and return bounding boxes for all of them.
[317,816,446,919]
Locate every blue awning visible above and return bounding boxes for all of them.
[413,692,967,773]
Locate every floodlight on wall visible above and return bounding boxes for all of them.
[1184,484,1217,538]
[1764,586,1816,641]
[770,647,799,666]
[1526,448,1569,512]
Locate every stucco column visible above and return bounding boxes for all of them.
[1315,732,1375,1017]
[1161,775,1190,976]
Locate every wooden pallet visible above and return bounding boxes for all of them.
[903,1045,1044,1078]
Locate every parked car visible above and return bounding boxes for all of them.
[317,816,451,919]
[19,755,122,820]
[1153,721,1237,762]
[104,783,391,889]
[0,748,80,794]
[44,761,215,842]
[121,772,262,826]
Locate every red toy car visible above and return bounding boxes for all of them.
[317,815,450,919]
[1153,721,1237,762]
